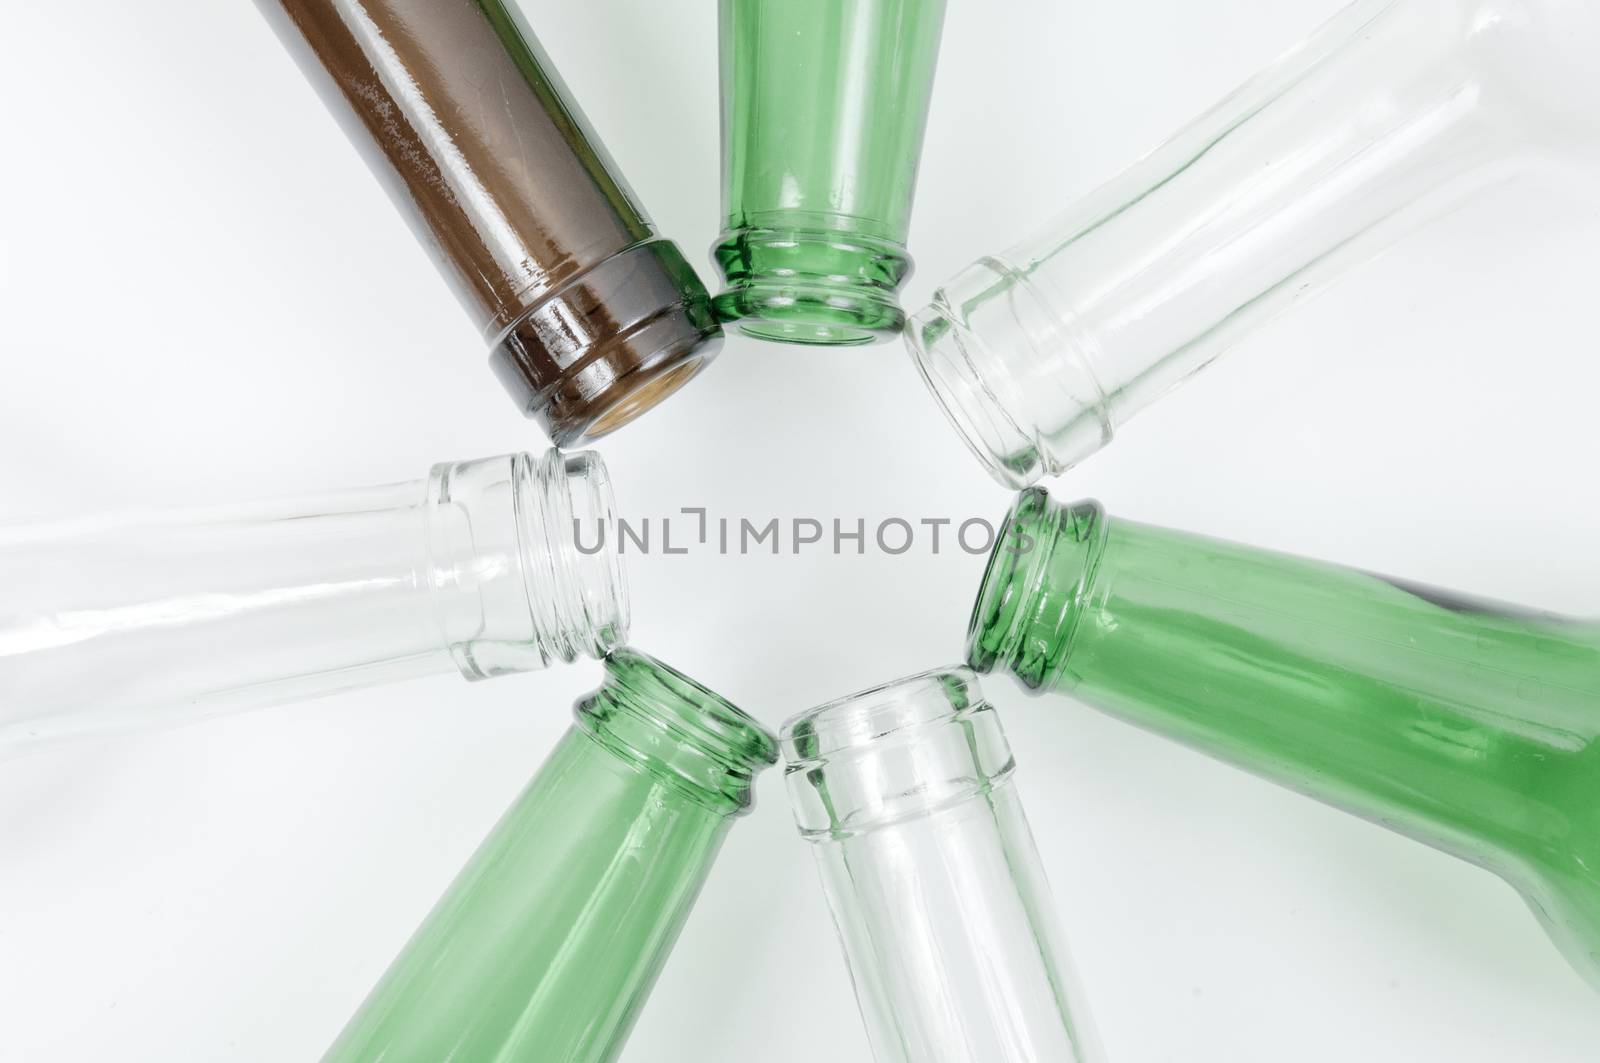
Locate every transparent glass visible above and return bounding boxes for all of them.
[256,0,721,445]
[909,0,1600,486]
[971,488,1600,988]
[323,648,778,1063]
[713,0,948,345]
[0,450,624,755]
[782,669,1102,1062]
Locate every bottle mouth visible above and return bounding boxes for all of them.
[906,301,1043,488]
[967,489,1106,691]
[781,667,1016,839]
[425,451,628,680]
[578,648,779,815]
[907,256,1116,488]
[711,226,912,346]
[522,448,629,664]
[488,239,723,446]
[782,667,982,761]
[585,357,707,437]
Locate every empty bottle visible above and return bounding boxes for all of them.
[323,648,778,1063]
[971,487,1600,987]
[257,0,721,444]
[909,0,1600,486]
[0,450,624,754]
[783,669,1103,1061]
[714,0,948,345]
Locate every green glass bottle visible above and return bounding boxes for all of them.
[322,649,778,1063]
[713,0,948,346]
[970,489,1600,988]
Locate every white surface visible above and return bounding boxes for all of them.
[2,1,1599,1060]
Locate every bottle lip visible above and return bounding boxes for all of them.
[966,489,1053,676]
[905,298,1043,490]
[780,667,983,764]
[488,240,723,446]
[578,648,778,815]
[967,490,1106,690]
[711,224,912,347]
[522,448,630,662]
[780,668,1018,840]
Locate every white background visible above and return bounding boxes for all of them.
[2,1,1599,1060]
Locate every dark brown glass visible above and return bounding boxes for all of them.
[257,0,721,445]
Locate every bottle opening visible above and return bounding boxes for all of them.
[781,668,1016,839]
[712,226,911,346]
[424,449,628,680]
[906,257,1115,488]
[967,490,1105,691]
[578,648,778,815]
[525,448,630,663]
[585,356,708,438]
[490,240,723,447]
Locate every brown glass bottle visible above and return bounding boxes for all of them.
[257,0,721,445]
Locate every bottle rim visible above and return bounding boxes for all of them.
[578,648,778,815]
[780,668,1018,840]
[780,667,983,764]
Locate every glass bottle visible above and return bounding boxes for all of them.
[322,648,778,1063]
[782,669,1103,1062]
[713,0,948,345]
[0,450,624,754]
[908,0,1600,486]
[255,0,721,445]
[971,487,1600,987]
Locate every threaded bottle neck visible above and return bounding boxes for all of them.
[781,668,1016,840]
[424,449,627,680]
[967,490,1107,691]
[576,649,778,815]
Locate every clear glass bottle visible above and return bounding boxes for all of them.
[782,669,1103,1062]
[713,0,948,345]
[908,0,1600,486]
[972,487,1600,987]
[323,648,778,1063]
[256,0,721,444]
[0,450,624,754]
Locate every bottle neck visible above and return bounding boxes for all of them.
[425,449,626,680]
[970,490,1600,866]
[910,0,1546,487]
[781,668,1016,840]
[576,649,778,815]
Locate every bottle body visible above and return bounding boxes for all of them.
[0,451,624,754]
[909,0,1600,486]
[323,649,778,1063]
[257,0,721,444]
[713,0,947,345]
[971,488,1600,985]
[782,670,1101,1062]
